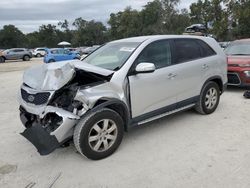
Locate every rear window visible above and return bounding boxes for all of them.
[174,39,216,63]
[174,39,202,63]
[196,40,216,57]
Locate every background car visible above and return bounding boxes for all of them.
[218,42,230,49]
[225,39,250,87]
[80,45,100,60]
[0,48,32,63]
[32,48,46,57]
[43,48,80,63]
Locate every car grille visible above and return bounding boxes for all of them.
[228,64,239,67]
[227,73,241,85]
[21,89,50,105]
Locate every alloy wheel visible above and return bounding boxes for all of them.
[88,119,118,152]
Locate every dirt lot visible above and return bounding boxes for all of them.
[0,58,250,188]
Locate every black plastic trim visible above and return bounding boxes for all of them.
[20,123,60,155]
[129,96,199,127]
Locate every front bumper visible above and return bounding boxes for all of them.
[21,123,60,155]
[228,67,250,87]
[20,105,80,155]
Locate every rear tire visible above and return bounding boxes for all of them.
[195,81,220,114]
[73,108,124,160]
[23,55,30,61]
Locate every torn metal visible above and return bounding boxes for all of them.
[19,60,120,155]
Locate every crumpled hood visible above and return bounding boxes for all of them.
[23,60,114,91]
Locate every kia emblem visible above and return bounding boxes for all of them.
[28,95,35,102]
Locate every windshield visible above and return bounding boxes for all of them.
[225,42,250,55]
[83,42,141,70]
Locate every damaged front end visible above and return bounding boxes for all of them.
[19,60,114,155]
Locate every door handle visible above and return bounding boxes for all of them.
[168,73,177,79]
[202,64,209,69]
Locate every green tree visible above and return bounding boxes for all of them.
[72,17,107,46]
[37,24,61,47]
[0,25,26,48]
[58,19,72,43]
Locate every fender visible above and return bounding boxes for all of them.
[87,98,131,131]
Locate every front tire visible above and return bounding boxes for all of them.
[0,56,5,63]
[36,53,42,57]
[195,81,220,114]
[48,59,55,63]
[73,108,124,160]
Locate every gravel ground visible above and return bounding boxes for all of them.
[0,58,250,188]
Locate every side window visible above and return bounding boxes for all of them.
[196,40,217,57]
[136,40,172,69]
[57,49,64,54]
[174,39,202,63]
[51,50,58,54]
[13,49,24,52]
[64,50,70,54]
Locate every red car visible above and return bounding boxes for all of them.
[225,39,250,87]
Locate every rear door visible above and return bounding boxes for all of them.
[171,38,210,105]
[14,49,25,59]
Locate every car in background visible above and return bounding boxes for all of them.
[66,48,81,56]
[225,39,250,87]
[0,48,32,63]
[80,45,100,60]
[219,42,230,49]
[44,48,80,63]
[32,48,46,57]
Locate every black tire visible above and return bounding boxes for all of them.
[48,59,55,63]
[0,56,5,63]
[36,53,42,57]
[195,81,220,114]
[23,55,30,61]
[74,108,124,160]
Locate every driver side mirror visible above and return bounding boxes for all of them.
[135,62,156,74]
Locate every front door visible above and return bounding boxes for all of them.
[128,40,179,118]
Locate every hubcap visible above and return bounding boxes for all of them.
[88,119,117,152]
[205,87,218,109]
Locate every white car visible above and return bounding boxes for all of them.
[19,35,227,160]
[32,48,46,57]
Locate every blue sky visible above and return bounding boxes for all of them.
[0,0,196,33]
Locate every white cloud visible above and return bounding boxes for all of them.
[0,0,196,33]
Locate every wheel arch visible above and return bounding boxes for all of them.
[202,76,224,94]
[91,98,130,131]
[23,54,31,58]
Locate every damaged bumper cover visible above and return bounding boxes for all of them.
[21,123,60,155]
[20,105,80,155]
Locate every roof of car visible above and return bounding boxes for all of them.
[111,35,210,43]
[234,38,250,43]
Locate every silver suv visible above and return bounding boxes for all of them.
[18,35,227,160]
[0,48,32,62]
